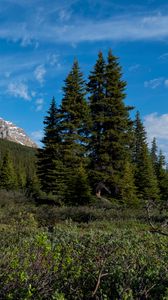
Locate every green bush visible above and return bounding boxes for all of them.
[0,190,168,299]
[0,222,168,299]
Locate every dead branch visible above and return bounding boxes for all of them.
[92,265,109,298]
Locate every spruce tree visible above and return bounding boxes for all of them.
[87,51,107,186]
[0,151,18,190]
[121,161,138,206]
[156,150,168,202]
[37,97,65,197]
[67,164,92,205]
[60,60,91,204]
[133,112,159,201]
[88,50,133,197]
[17,169,26,190]
[17,161,27,190]
[25,172,40,198]
[104,49,133,195]
[60,59,90,166]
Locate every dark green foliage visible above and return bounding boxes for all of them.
[156,150,168,202]
[151,137,158,172]
[60,60,91,204]
[103,50,133,195]
[37,63,92,204]
[88,50,133,197]
[37,97,66,198]
[25,173,41,199]
[60,59,90,168]
[87,51,107,187]
[141,144,160,201]
[150,139,168,203]
[134,112,160,201]
[0,139,37,189]
[133,111,147,165]
[0,151,18,190]
[121,161,138,205]
[36,51,165,205]
[17,166,26,190]
[67,165,92,205]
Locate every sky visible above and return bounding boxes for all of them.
[1,0,168,157]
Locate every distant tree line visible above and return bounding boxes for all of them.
[0,139,37,193]
[36,50,168,206]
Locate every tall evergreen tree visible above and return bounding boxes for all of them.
[37,97,65,197]
[104,49,134,196]
[87,51,107,186]
[60,59,90,166]
[88,50,133,197]
[0,151,18,190]
[133,112,159,201]
[60,60,91,203]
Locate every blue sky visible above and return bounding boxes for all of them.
[1,0,168,156]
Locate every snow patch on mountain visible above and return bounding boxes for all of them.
[0,117,37,148]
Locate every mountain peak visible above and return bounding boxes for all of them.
[0,117,37,148]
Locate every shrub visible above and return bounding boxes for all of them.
[0,223,168,299]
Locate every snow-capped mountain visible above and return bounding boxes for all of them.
[0,118,37,148]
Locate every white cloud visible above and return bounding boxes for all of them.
[71,42,77,48]
[31,91,36,97]
[31,130,43,147]
[35,98,44,111]
[59,9,71,21]
[48,14,168,43]
[36,98,43,104]
[144,113,168,159]
[144,77,164,89]
[7,82,31,100]
[3,12,168,44]
[159,52,168,60]
[144,113,168,140]
[31,130,43,140]
[20,34,33,47]
[129,64,140,72]
[164,79,168,87]
[34,65,46,85]
[144,77,168,89]
[47,54,59,66]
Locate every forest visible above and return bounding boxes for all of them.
[0,50,168,299]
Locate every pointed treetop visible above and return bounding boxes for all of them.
[73,57,79,66]
[151,137,158,167]
[135,111,147,140]
[158,150,166,168]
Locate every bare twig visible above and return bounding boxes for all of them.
[92,266,109,298]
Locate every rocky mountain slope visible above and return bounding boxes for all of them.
[0,117,37,148]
